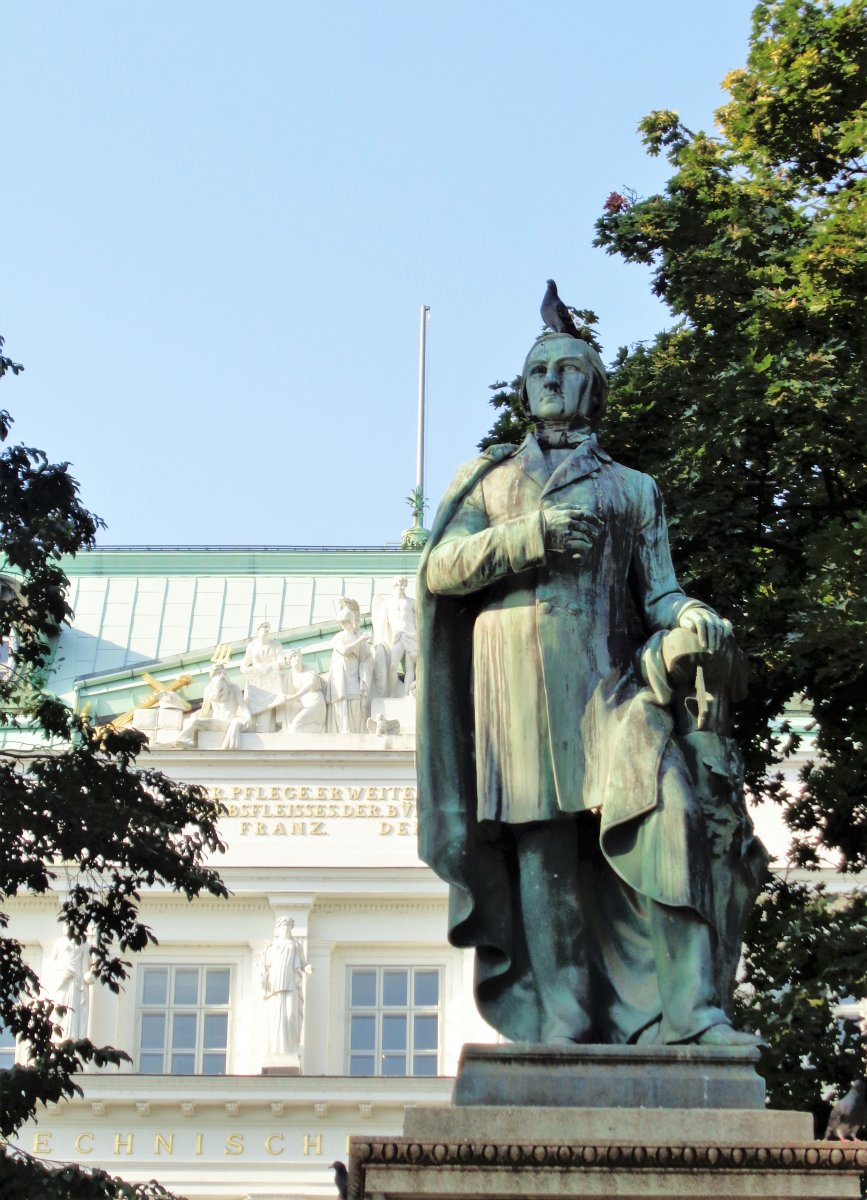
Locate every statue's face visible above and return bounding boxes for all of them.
[524,336,594,426]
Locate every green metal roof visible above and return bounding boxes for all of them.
[50,546,422,717]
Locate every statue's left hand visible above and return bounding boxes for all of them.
[678,608,732,654]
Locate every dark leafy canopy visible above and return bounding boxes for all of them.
[592,0,867,872]
[481,0,866,1111]
[732,877,867,1119]
[0,336,228,1197]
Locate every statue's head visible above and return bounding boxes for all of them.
[521,333,608,428]
[393,575,408,594]
[287,649,303,668]
[337,597,361,630]
[275,915,295,937]
[208,662,229,697]
[256,621,271,637]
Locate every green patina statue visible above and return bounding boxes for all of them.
[416,331,767,1047]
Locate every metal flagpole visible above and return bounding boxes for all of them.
[416,305,430,501]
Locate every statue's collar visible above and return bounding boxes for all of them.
[533,424,592,450]
[516,430,611,491]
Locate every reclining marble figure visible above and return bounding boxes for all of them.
[416,330,767,1046]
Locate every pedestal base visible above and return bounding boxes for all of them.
[260,1052,300,1075]
[348,1046,865,1199]
[453,1042,766,1109]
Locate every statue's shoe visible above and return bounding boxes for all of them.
[693,1023,765,1047]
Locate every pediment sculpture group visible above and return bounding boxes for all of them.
[130,576,416,750]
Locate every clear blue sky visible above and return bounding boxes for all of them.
[3,0,758,548]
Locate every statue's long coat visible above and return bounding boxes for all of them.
[416,433,716,1042]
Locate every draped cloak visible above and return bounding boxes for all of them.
[416,434,732,1042]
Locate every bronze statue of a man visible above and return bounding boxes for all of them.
[416,331,766,1047]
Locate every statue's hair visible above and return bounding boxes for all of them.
[520,333,608,425]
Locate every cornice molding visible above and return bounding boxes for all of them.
[350,1137,867,1190]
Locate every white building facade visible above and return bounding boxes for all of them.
[5,546,494,1199]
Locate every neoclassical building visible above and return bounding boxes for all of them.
[5,546,495,1199]
[2,544,848,1198]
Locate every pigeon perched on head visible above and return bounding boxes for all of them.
[540,279,581,338]
[824,1078,867,1141]
[331,1160,349,1200]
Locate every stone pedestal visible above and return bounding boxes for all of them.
[453,1042,766,1109]
[348,1045,865,1199]
[261,1052,300,1076]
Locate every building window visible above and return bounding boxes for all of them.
[138,965,230,1074]
[0,1023,16,1069]
[347,966,440,1076]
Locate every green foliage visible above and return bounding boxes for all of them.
[479,376,527,450]
[592,0,867,874]
[477,0,866,1110]
[595,0,867,1110]
[732,877,867,1115]
[0,1151,175,1200]
[0,337,228,1196]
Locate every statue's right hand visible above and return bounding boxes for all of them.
[543,506,602,557]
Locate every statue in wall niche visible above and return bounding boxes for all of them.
[416,327,768,1048]
[176,662,252,750]
[241,622,284,732]
[282,649,327,733]
[372,575,418,697]
[326,597,372,734]
[42,934,94,1040]
[261,916,312,1059]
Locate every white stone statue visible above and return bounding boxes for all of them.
[326,598,372,734]
[42,935,93,1040]
[372,575,418,697]
[261,917,312,1060]
[281,649,327,733]
[241,622,284,732]
[176,662,252,750]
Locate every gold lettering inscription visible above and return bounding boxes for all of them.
[33,1132,53,1155]
[222,783,420,830]
[224,1133,244,1156]
[74,1132,94,1155]
[303,1133,323,1156]
[195,1132,204,1155]
[155,1133,174,1155]
[264,1133,284,1156]
[114,1133,134,1155]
